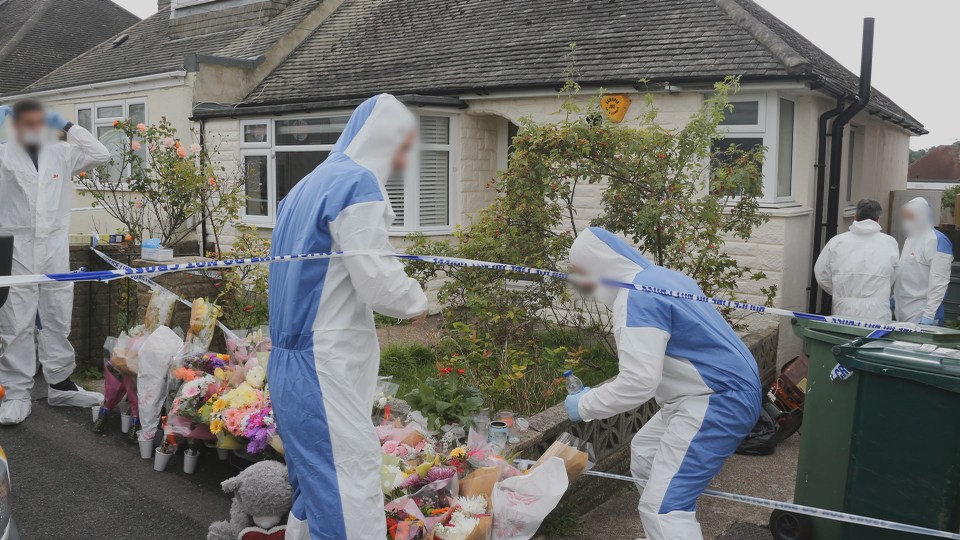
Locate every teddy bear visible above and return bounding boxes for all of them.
[208,460,293,540]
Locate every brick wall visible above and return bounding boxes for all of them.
[458,113,500,222]
[68,244,219,370]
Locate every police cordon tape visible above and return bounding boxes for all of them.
[582,470,960,539]
[0,249,921,334]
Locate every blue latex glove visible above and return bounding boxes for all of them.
[564,387,591,422]
[45,111,68,130]
[919,316,937,326]
[0,105,10,128]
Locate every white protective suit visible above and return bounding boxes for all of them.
[814,219,899,322]
[0,123,110,421]
[894,197,954,324]
[267,94,428,540]
[569,228,761,540]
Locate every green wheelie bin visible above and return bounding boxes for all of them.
[784,319,960,539]
[831,337,960,539]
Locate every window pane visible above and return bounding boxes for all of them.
[96,105,124,119]
[385,172,405,226]
[128,103,146,124]
[97,129,127,184]
[275,117,348,146]
[419,150,449,227]
[244,155,269,216]
[777,99,794,198]
[244,123,269,144]
[420,116,449,145]
[720,101,760,126]
[276,151,329,206]
[77,108,93,132]
[846,130,857,203]
[712,137,764,196]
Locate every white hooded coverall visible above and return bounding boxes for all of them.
[267,94,428,540]
[569,228,761,540]
[894,197,954,324]
[0,125,110,402]
[814,219,899,323]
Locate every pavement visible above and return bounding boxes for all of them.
[0,379,233,540]
[559,433,801,539]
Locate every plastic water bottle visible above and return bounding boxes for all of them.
[563,370,584,394]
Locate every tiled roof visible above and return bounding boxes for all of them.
[0,0,140,95]
[239,0,921,133]
[23,0,325,95]
[909,145,960,182]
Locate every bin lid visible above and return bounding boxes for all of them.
[832,338,960,393]
[793,318,960,347]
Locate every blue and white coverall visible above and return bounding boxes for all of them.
[569,227,761,540]
[894,197,953,325]
[267,94,428,540]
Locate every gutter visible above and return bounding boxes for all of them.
[192,94,467,119]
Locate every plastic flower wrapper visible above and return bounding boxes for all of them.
[491,457,569,540]
[373,376,400,419]
[167,371,218,440]
[434,495,491,540]
[385,475,458,539]
[225,327,272,367]
[135,326,185,441]
[531,432,595,482]
[97,336,140,432]
[184,298,222,350]
[377,419,429,448]
[143,289,177,331]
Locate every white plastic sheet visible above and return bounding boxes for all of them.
[135,325,184,440]
[491,457,569,540]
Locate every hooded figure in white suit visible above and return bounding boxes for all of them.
[0,100,109,425]
[894,197,953,325]
[268,94,428,540]
[814,199,899,322]
[565,228,761,540]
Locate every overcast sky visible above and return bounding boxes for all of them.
[112,0,955,149]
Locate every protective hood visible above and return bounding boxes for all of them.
[569,227,650,307]
[849,219,882,235]
[902,196,935,238]
[333,93,416,185]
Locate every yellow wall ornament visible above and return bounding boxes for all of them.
[600,94,632,123]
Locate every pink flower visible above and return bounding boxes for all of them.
[136,123,147,133]
[189,143,202,154]
[176,147,188,158]
[382,440,399,454]
[161,137,175,148]
[130,141,141,152]
[183,384,199,398]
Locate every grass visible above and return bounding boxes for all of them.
[539,327,619,387]
[379,342,438,397]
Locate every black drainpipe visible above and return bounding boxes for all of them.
[821,17,875,315]
[198,118,209,256]
[806,98,847,313]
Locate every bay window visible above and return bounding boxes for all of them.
[713,92,796,203]
[240,112,458,233]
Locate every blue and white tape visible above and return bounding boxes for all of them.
[584,470,960,539]
[0,250,921,335]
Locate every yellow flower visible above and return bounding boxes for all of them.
[449,447,466,459]
[210,418,224,434]
[212,398,227,413]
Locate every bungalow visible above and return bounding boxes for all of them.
[2,0,347,238]
[191,0,924,362]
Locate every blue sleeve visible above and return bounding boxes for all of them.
[625,289,673,334]
[935,230,953,255]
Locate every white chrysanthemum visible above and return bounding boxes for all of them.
[436,513,479,540]
[245,366,267,389]
[456,495,487,516]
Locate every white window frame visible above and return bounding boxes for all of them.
[238,110,460,235]
[74,98,148,188]
[844,125,863,206]
[715,92,795,204]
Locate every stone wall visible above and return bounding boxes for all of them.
[514,325,780,518]
[68,244,219,370]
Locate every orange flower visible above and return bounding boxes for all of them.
[112,120,120,127]
[136,123,147,133]
[78,172,87,178]
[208,177,217,187]
[176,147,188,158]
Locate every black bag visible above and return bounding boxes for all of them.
[735,406,779,456]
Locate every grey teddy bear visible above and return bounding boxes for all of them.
[208,460,293,540]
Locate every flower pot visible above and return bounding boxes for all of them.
[217,447,230,461]
[91,405,100,423]
[120,413,131,433]
[138,432,154,459]
[153,448,173,472]
[183,449,199,474]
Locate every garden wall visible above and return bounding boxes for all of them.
[68,243,218,370]
[517,325,779,520]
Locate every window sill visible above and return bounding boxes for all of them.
[842,205,856,218]
[389,228,455,238]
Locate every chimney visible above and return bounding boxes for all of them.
[158,0,171,11]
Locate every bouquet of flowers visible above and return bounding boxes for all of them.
[143,289,177,331]
[385,476,458,540]
[225,327,271,368]
[184,298,222,350]
[206,364,277,455]
[433,495,490,540]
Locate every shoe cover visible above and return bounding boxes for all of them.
[48,384,104,408]
[0,399,31,425]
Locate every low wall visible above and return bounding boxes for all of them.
[515,325,780,522]
[68,243,218,370]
